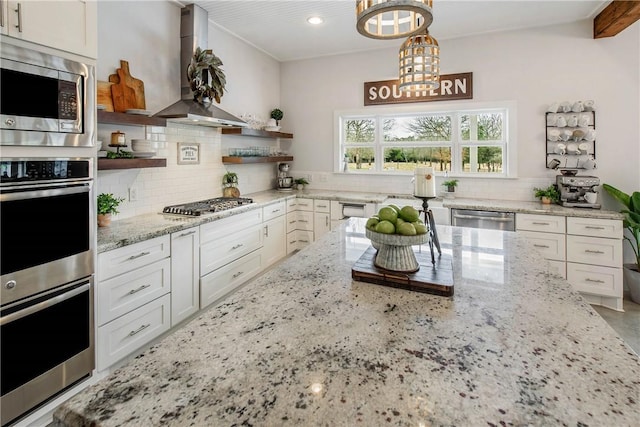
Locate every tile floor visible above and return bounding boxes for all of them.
[592,295,640,355]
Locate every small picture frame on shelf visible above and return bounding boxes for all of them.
[177,142,200,165]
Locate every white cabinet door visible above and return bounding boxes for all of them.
[314,212,331,240]
[6,0,97,58]
[516,214,566,233]
[313,199,330,213]
[171,227,200,327]
[566,217,623,239]
[263,215,286,268]
[98,235,170,281]
[566,235,622,268]
[263,201,286,222]
[296,198,313,211]
[200,251,262,309]
[518,231,566,261]
[200,224,263,276]
[567,263,623,298]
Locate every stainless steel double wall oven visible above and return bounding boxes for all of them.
[0,40,97,426]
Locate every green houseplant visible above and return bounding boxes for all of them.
[97,193,124,227]
[294,177,309,190]
[533,185,560,204]
[270,108,283,126]
[603,184,640,303]
[442,179,459,193]
[222,172,240,198]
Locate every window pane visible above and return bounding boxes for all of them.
[383,115,451,142]
[460,113,503,141]
[383,147,451,172]
[345,147,375,171]
[461,146,503,173]
[344,119,375,143]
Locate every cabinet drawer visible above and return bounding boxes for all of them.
[296,198,313,211]
[263,200,286,222]
[200,209,262,244]
[295,230,314,248]
[97,258,171,326]
[314,199,331,213]
[567,263,622,298]
[97,294,171,371]
[200,250,262,309]
[98,235,170,280]
[296,211,314,231]
[566,235,622,268]
[286,212,298,234]
[518,231,566,261]
[200,224,263,276]
[516,214,565,233]
[286,198,298,212]
[567,217,623,239]
[547,260,566,279]
[286,231,298,254]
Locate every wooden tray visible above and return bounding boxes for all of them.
[352,246,454,297]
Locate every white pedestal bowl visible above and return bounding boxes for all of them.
[365,228,429,273]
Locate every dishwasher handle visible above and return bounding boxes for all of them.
[452,213,514,222]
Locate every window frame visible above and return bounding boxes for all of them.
[334,101,517,178]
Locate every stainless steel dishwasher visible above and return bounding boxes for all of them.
[451,208,516,231]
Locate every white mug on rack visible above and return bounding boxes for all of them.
[572,101,584,112]
[556,115,567,127]
[579,114,590,127]
[585,129,596,141]
[567,115,578,127]
[546,114,557,126]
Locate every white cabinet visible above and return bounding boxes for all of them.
[286,199,314,253]
[3,0,97,58]
[262,201,286,268]
[516,214,567,278]
[566,217,623,311]
[170,227,200,327]
[314,212,331,240]
[97,235,172,371]
[200,210,264,309]
[517,213,624,311]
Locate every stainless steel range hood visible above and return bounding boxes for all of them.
[154,4,246,128]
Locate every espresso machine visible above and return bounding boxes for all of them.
[277,162,293,191]
[556,174,601,208]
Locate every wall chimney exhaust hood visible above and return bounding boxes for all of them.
[154,4,247,128]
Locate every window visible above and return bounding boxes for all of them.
[335,102,516,177]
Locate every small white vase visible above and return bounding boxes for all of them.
[623,264,640,304]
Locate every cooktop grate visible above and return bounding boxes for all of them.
[162,197,254,216]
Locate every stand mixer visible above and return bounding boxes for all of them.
[277,162,293,191]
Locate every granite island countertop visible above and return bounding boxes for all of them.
[56,219,639,426]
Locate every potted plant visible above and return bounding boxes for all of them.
[222,172,240,198]
[294,177,309,191]
[97,193,124,227]
[442,179,459,193]
[187,47,226,104]
[270,108,283,126]
[533,185,560,204]
[603,184,640,303]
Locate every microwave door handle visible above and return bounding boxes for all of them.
[0,183,90,202]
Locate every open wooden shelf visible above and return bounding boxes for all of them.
[98,158,167,170]
[222,156,293,164]
[97,110,166,127]
[221,127,293,139]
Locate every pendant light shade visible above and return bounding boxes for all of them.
[356,0,433,40]
[398,31,440,91]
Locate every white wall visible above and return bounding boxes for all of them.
[96,0,281,219]
[281,20,640,202]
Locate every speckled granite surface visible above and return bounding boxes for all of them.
[98,191,622,253]
[57,219,639,426]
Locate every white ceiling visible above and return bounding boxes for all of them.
[190,0,609,62]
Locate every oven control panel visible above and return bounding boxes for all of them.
[0,159,91,183]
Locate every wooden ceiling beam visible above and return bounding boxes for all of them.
[594,0,640,39]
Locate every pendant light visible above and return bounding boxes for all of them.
[356,0,433,40]
[398,30,440,91]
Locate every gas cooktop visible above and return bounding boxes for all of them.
[162,197,254,216]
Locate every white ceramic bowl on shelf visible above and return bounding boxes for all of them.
[264,126,281,132]
[131,139,156,153]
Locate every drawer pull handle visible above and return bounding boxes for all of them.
[179,230,196,237]
[128,284,151,295]
[272,208,281,213]
[585,278,605,284]
[127,251,150,261]
[585,249,605,254]
[317,204,327,208]
[264,225,269,238]
[128,323,151,337]
[585,226,605,230]
[289,220,297,224]
[231,243,244,250]
[533,244,550,248]
[299,239,309,243]
[326,217,329,227]
[532,222,550,225]
[299,220,309,223]
[289,240,297,244]
[232,271,244,279]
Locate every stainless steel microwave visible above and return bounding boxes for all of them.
[0,43,95,147]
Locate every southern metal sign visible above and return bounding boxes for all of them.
[364,72,473,106]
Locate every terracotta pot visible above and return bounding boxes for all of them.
[623,263,640,304]
[97,213,112,227]
[541,196,552,204]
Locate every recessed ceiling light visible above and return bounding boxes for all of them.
[307,16,324,25]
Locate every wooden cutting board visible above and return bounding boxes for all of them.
[110,68,137,112]
[108,60,146,110]
[96,81,114,112]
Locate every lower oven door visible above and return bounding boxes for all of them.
[0,277,94,426]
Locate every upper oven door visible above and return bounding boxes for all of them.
[1,181,94,305]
